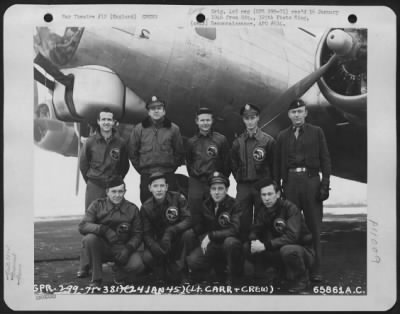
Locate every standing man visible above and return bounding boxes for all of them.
[231,103,275,241]
[80,107,129,210]
[78,177,144,287]
[245,178,314,292]
[273,99,331,282]
[186,107,230,226]
[129,96,185,203]
[187,172,243,285]
[140,172,192,284]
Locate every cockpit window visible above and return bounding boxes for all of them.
[195,27,216,40]
[34,27,84,66]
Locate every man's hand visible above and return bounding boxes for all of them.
[103,227,118,244]
[160,233,172,253]
[201,235,210,254]
[250,239,266,254]
[319,185,330,201]
[113,246,130,265]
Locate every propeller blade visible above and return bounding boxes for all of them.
[260,53,338,129]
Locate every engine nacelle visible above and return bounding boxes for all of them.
[316,28,367,124]
[52,65,147,124]
[34,102,79,157]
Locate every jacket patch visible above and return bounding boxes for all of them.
[273,218,286,234]
[207,145,218,157]
[253,147,266,161]
[165,206,179,223]
[218,211,231,227]
[110,148,120,161]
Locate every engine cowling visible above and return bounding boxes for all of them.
[316,28,367,124]
[34,102,79,156]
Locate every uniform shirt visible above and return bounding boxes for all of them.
[186,130,231,179]
[78,198,142,251]
[231,128,275,182]
[140,191,191,253]
[273,123,331,186]
[249,199,312,250]
[79,130,129,187]
[128,116,184,175]
[287,126,306,168]
[193,194,241,242]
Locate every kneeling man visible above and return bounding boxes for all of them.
[187,172,243,285]
[78,177,144,287]
[140,172,192,284]
[246,178,314,293]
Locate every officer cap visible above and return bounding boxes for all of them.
[196,107,213,116]
[288,99,306,111]
[146,96,166,110]
[240,103,260,117]
[208,171,229,187]
[254,177,279,192]
[148,172,168,185]
[106,176,125,189]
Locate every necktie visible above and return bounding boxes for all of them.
[294,127,300,139]
[215,204,219,216]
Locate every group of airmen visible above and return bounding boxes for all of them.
[76,95,331,293]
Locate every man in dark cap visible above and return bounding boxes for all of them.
[273,98,331,282]
[186,107,231,229]
[186,172,243,285]
[78,177,144,287]
[231,103,275,241]
[140,172,192,284]
[128,96,185,203]
[245,178,314,293]
[80,107,130,210]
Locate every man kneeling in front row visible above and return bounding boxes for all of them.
[186,172,244,286]
[78,177,144,287]
[245,178,314,293]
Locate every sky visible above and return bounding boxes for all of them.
[34,147,367,218]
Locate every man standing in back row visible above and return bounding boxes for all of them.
[231,103,275,241]
[80,107,130,210]
[128,96,185,203]
[273,99,331,282]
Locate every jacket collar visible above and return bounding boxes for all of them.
[142,116,172,128]
[106,198,126,212]
[244,127,262,140]
[94,129,117,141]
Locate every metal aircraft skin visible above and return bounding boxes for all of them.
[33,25,367,183]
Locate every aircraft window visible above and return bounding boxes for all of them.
[195,27,216,40]
[34,27,84,66]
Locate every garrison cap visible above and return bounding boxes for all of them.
[254,177,275,191]
[208,171,230,187]
[106,176,125,189]
[196,107,213,116]
[288,99,306,111]
[146,96,166,110]
[240,103,260,117]
[148,172,168,185]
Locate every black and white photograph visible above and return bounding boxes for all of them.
[3,4,397,311]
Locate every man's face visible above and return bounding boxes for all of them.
[243,114,259,131]
[288,107,307,127]
[149,178,168,201]
[106,184,126,205]
[148,105,166,121]
[97,112,114,133]
[210,183,228,203]
[260,185,280,208]
[196,113,213,133]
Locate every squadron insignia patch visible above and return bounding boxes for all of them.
[110,148,120,161]
[165,206,179,223]
[253,147,266,161]
[218,212,231,227]
[207,145,218,157]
